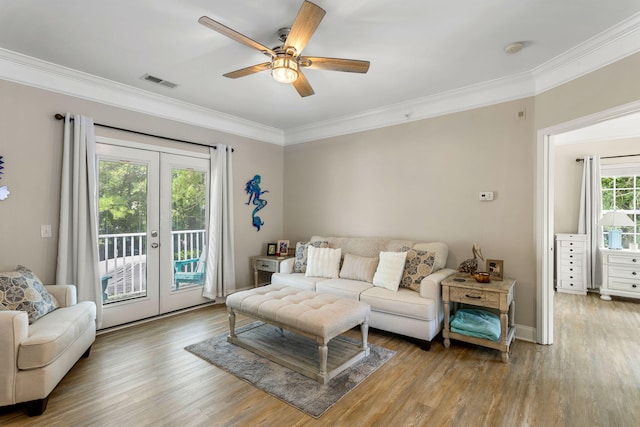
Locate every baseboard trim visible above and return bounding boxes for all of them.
[97,301,221,335]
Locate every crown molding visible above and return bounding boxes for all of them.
[284,72,535,145]
[286,12,640,145]
[1,12,639,147]
[0,48,285,145]
[532,12,640,93]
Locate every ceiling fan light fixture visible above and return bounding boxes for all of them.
[272,55,299,83]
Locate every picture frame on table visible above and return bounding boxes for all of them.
[277,240,290,257]
[267,243,277,256]
[486,259,504,280]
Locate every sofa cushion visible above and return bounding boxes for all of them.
[360,287,437,321]
[339,253,378,283]
[0,265,59,324]
[316,278,374,300]
[372,251,407,291]
[306,246,341,278]
[18,301,96,370]
[271,272,325,290]
[399,247,436,292]
[293,241,329,273]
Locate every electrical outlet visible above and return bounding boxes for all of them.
[41,224,52,238]
[479,192,494,201]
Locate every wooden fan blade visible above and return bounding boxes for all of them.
[198,16,275,57]
[293,71,314,97]
[284,1,326,56]
[301,57,370,73]
[223,62,272,79]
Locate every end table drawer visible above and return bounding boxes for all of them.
[449,287,500,308]
[256,259,278,272]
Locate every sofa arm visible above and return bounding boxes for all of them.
[45,284,77,307]
[279,258,295,274]
[419,268,457,299]
[0,311,29,406]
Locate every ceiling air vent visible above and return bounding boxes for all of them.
[141,73,178,89]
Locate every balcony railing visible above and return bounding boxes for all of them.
[98,229,206,303]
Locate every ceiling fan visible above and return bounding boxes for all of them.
[198,0,370,97]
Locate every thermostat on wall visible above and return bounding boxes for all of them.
[479,192,494,201]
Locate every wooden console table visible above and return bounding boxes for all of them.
[251,255,294,287]
[441,273,516,362]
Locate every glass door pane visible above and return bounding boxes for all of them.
[171,168,207,290]
[96,144,160,329]
[159,153,209,313]
[98,160,149,303]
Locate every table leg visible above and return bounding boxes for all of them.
[318,338,328,377]
[443,299,451,348]
[500,311,509,363]
[360,320,370,354]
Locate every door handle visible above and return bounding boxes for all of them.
[151,230,158,237]
[151,243,159,248]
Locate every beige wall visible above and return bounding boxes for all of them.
[0,79,284,288]
[535,53,640,130]
[554,137,640,234]
[284,98,537,327]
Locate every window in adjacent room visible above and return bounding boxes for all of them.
[601,163,640,248]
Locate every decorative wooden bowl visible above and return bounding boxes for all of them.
[474,272,491,283]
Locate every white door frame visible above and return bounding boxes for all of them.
[536,100,640,344]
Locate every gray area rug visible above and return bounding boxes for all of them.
[185,322,395,418]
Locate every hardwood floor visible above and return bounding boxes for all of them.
[1,292,639,426]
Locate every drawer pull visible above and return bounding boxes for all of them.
[633,284,638,288]
[569,255,574,258]
[465,294,482,299]
[633,272,637,276]
[633,259,637,263]
[569,249,574,252]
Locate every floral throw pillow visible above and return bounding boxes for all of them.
[399,247,436,292]
[293,241,329,273]
[0,265,59,324]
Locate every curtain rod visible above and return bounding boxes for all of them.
[575,154,640,162]
[54,113,233,152]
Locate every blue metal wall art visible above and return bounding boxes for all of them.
[245,174,268,231]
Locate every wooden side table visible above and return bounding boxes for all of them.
[441,273,516,362]
[251,255,294,287]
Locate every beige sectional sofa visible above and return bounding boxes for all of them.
[271,236,456,349]
[0,284,96,415]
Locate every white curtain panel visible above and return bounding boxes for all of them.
[577,155,603,289]
[56,114,102,325]
[204,145,235,299]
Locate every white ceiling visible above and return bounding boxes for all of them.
[1,0,640,144]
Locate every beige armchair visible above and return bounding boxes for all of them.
[0,284,96,416]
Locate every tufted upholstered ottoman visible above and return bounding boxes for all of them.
[225,284,371,384]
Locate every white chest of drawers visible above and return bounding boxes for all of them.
[600,249,640,300]
[555,234,587,295]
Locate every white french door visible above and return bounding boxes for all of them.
[96,143,210,329]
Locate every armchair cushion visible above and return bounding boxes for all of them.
[0,265,58,324]
[18,301,96,370]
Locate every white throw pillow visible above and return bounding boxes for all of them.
[305,246,342,278]
[372,251,408,291]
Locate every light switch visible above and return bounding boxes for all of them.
[41,224,52,238]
